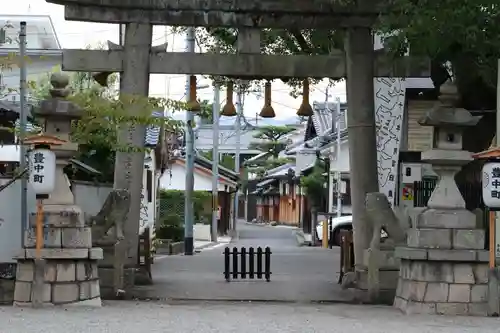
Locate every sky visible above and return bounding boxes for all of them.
[2,0,347,123]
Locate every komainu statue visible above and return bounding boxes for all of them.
[341,192,410,301]
[89,189,131,246]
[365,192,409,300]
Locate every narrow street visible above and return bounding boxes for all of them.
[1,301,497,333]
[3,223,498,332]
[133,221,348,302]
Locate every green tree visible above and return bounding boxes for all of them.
[197,5,498,152]
[31,69,184,183]
[377,1,498,152]
[245,125,295,177]
[200,150,235,170]
[197,99,215,123]
[248,125,295,158]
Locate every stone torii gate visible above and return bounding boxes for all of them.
[47,0,429,293]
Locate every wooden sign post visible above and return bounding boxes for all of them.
[24,134,65,307]
[473,147,500,316]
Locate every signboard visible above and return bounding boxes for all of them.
[374,78,406,206]
[482,162,500,208]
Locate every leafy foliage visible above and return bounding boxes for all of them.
[158,189,212,227]
[31,69,185,182]
[379,0,499,87]
[194,27,342,95]
[300,160,327,207]
[200,150,235,170]
[245,125,295,177]
[249,125,295,158]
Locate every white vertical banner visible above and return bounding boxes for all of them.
[374,78,406,206]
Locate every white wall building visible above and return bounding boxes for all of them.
[0,15,62,104]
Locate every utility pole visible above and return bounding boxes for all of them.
[488,59,500,316]
[19,21,28,246]
[233,87,242,234]
[324,87,335,215]
[335,98,342,218]
[211,80,220,242]
[184,27,196,255]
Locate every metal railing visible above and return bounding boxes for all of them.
[223,246,272,282]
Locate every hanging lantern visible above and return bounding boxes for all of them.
[296,78,313,117]
[221,81,237,117]
[28,146,56,196]
[186,75,201,112]
[24,134,65,198]
[259,81,275,118]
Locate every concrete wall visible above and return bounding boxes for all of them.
[0,178,37,263]
[159,163,233,191]
[72,181,113,222]
[72,151,159,236]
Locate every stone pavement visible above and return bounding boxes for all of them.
[132,221,354,302]
[1,301,499,333]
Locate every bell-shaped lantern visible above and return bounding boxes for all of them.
[186,75,201,112]
[221,81,237,117]
[259,81,275,118]
[296,78,313,117]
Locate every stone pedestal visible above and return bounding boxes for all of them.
[13,204,103,306]
[97,244,134,299]
[394,80,487,315]
[394,208,489,315]
[354,248,400,304]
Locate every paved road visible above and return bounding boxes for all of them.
[1,301,499,333]
[133,221,353,302]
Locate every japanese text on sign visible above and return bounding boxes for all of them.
[29,149,56,195]
[482,163,500,208]
[32,152,45,184]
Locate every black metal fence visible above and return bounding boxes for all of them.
[413,180,484,210]
[223,246,272,282]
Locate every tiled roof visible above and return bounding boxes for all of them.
[264,163,295,178]
[311,102,347,135]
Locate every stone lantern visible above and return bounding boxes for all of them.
[13,73,103,307]
[394,80,489,316]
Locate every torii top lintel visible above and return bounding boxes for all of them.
[46,0,385,28]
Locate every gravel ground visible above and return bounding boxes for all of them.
[1,301,499,333]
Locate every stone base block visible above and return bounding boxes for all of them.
[98,267,135,300]
[395,259,489,316]
[362,249,399,270]
[15,247,103,260]
[355,268,399,291]
[395,246,488,262]
[29,204,84,228]
[406,228,485,250]
[13,259,101,306]
[415,209,476,229]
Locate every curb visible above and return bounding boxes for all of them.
[294,229,311,247]
[244,221,298,229]
[195,242,217,250]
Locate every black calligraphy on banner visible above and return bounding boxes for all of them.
[490,173,500,199]
[32,151,46,184]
